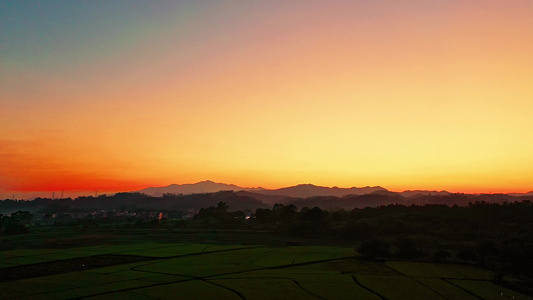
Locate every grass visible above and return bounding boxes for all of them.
[298,282,382,300]
[1,233,531,300]
[354,274,447,300]
[98,280,241,300]
[386,261,494,279]
[415,277,480,300]
[213,269,381,300]
[448,279,532,300]
[209,277,319,300]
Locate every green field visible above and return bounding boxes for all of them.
[1,239,531,300]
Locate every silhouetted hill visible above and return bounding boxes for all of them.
[6,181,533,215]
[135,181,533,209]
[20,191,269,213]
[281,193,407,210]
[508,191,533,197]
[367,190,401,197]
[139,180,263,197]
[236,192,408,210]
[3,190,533,215]
[400,190,451,198]
[252,184,388,198]
[138,181,388,199]
[235,191,294,205]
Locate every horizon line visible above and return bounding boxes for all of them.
[3,180,532,200]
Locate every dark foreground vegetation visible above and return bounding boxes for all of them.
[196,200,533,281]
[3,190,533,214]
[7,241,527,300]
[1,192,532,296]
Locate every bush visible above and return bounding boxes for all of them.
[358,239,390,260]
[457,248,478,262]
[2,222,29,235]
[432,249,451,262]
[394,238,419,259]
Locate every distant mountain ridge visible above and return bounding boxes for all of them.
[139,181,404,198]
[253,183,387,198]
[6,181,532,213]
[138,180,532,200]
[399,190,451,198]
[508,191,533,197]
[138,180,264,197]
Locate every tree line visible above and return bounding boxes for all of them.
[195,200,533,279]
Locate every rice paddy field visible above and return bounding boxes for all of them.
[0,228,531,299]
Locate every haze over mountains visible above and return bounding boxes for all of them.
[3,180,533,215]
[138,180,464,198]
[139,180,533,198]
[131,181,533,209]
[138,180,264,197]
[138,180,390,198]
[6,180,532,202]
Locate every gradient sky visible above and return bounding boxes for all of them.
[2,0,533,198]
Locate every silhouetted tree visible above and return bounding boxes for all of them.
[394,238,419,259]
[10,211,33,225]
[254,208,272,223]
[358,239,390,260]
[433,249,451,262]
[457,248,478,262]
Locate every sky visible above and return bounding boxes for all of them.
[1,0,533,198]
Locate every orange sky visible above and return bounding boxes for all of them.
[1,1,533,198]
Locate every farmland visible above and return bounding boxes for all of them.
[1,228,531,299]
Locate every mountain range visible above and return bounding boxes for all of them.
[138,180,449,199]
[4,181,532,214]
[138,180,264,197]
[134,181,533,210]
[139,181,533,200]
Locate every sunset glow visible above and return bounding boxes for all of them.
[2,1,533,198]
